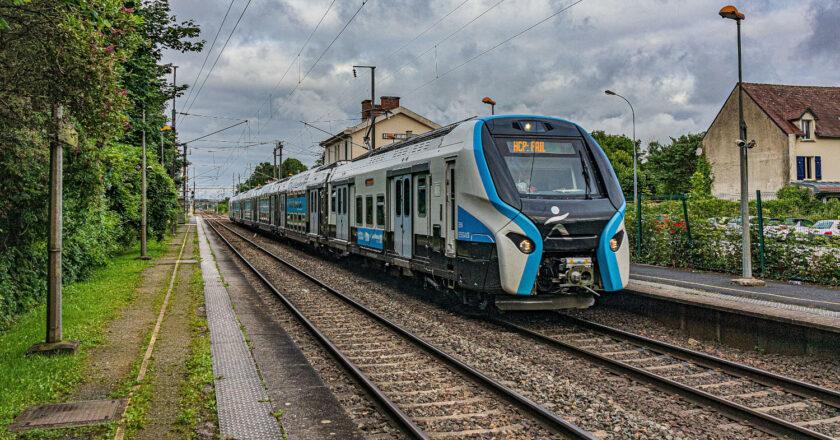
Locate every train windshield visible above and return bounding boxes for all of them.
[495,138,599,197]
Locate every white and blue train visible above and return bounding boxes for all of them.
[229,116,629,310]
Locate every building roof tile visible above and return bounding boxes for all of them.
[742,83,840,137]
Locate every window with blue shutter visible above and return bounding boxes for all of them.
[815,156,821,180]
[796,156,805,180]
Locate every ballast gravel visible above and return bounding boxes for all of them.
[222,221,782,440]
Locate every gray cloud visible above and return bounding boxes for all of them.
[163,0,836,199]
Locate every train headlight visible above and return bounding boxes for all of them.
[609,230,624,252]
[507,232,535,254]
[519,238,535,254]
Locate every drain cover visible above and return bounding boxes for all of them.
[9,399,125,432]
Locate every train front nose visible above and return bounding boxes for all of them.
[522,198,628,294]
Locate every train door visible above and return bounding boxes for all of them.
[393,175,412,258]
[309,188,319,235]
[278,194,285,228]
[413,173,429,259]
[445,161,456,257]
[336,185,349,241]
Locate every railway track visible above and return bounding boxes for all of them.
[494,314,840,439]
[206,219,596,440]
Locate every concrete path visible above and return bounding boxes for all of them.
[196,219,283,439]
[632,263,840,312]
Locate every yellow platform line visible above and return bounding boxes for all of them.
[631,273,840,307]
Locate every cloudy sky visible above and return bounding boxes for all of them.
[161,0,840,200]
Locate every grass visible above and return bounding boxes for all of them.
[0,240,167,439]
[175,226,218,438]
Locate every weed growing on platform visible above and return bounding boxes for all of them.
[175,229,218,438]
[0,241,166,439]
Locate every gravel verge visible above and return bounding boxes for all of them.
[221,221,779,440]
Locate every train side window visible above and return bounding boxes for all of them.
[417,177,426,217]
[366,195,373,226]
[376,194,384,226]
[403,178,410,216]
[356,196,362,225]
[395,179,402,216]
[331,190,336,213]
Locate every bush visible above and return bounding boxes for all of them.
[628,195,840,285]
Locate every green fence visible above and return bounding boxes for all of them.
[625,192,840,285]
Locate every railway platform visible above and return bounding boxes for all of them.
[600,264,840,358]
[197,218,363,440]
[631,263,840,313]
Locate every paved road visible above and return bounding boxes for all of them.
[630,264,840,312]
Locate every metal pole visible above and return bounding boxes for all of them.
[371,67,376,151]
[277,142,283,177]
[273,145,277,180]
[636,192,642,261]
[183,143,188,221]
[141,110,148,259]
[170,66,178,236]
[491,103,495,115]
[47,104,63,343]
[736,18,752,280]
[756,190,765,278]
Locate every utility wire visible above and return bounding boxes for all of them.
[409,0,585,95]
[382,0,506,83]
[181,0,253,119]
[252,0,338,130]
[178,111,246,121]
[284,0,371,100]
[180,0,236,116]
[379,0,471,67]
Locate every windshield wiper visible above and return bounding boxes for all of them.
[577,149,592,199]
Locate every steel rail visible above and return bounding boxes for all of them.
[205,219,427,440]
[490,317,834,440]
[559,313,840,408]
[210,219,597,440]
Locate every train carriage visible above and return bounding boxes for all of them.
[230,115,629,310]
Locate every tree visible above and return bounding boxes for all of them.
[590,131,651,196]
[282,158,308,177]
[645,133,706,195]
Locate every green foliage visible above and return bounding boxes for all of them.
[627,195,840,284]
[0,243,165,438]
[646,133,706,195]
[240,159,309,191]
[590,130,644,195]
[0,1,202,325]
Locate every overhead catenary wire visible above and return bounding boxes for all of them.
[381,0,506,83]
[181,0,253,121]
[252,0,338,129]
[408,0,586,96]
[179,0,236,115]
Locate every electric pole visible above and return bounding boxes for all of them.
[274,141,283,179]
[140,110,149,260]
[353,65,376,151]
[183,142,188,221]
[28,105,80,355]
[170,65,178,236]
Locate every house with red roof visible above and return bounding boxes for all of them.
[703,83,840,199]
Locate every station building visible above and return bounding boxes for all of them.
[320,96,440,165]
[703,83,840,200]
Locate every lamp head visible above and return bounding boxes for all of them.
[352,68,357,78]
[160,125,171,132]
[604,90,616,96]
[719,5,744,20]
[482,97,496,105]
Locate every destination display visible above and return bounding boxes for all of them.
[506,140,576,155]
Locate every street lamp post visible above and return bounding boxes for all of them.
[482,97,496,115]
[604,90,637,206]
[720,5,761,285]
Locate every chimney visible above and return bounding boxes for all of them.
[380,96,400,112]
[361,99,372,121]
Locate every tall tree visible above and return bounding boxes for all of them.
[646,133,707,195]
